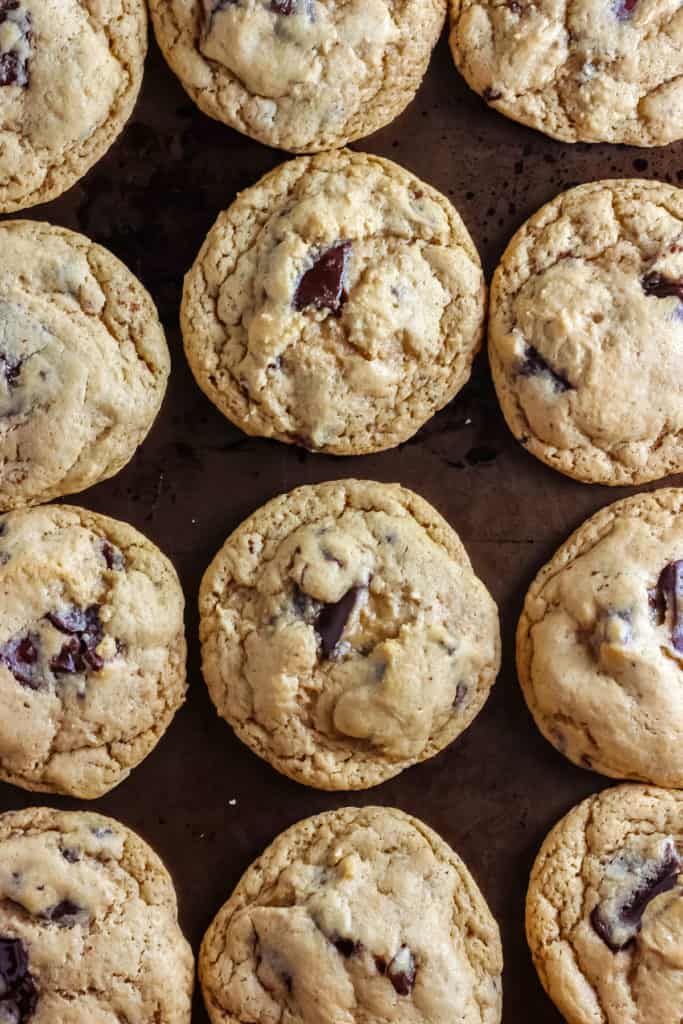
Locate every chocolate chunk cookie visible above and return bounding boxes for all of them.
[0,220,169,510]
[199,479,500,790]
[450,0,683,146]
[0,504,187,798]
[149,0,445,153]
[527,784,683,1024]
[182,151,486,455]
[517,488,683,787]
[0,0,147,212]
[200,806,503,1024]
[489,180,683,485]
[0,806,193,1022]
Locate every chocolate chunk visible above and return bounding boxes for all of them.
[293,243,351,314]
[653,561,683,651]
[0,352,21,387]
[101,542,124,571]
[591,841,681,951]
[0,634,41,689]
[642,271,683,302]
[387,946,416,996]
[60,848,80,864]
[314,586,362,659]
[0,937,38,1022]
[48,605,105,675]
[333,937,359,958]
[0,2,31,89]
[374,956,387,975]
[519,346,571,392]
[271,0,295,11]
[453,682,468,709]
[483,87,503,102]
[44,900,83,927]
[615,0,638,18]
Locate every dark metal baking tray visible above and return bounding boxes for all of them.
[2,26,682,1023]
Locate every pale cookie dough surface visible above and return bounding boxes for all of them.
[517,489,683,787]
[199,479,500,790]
[527,784,683,1024]
[149,0,445,153]
[450,0,683,145]
[200,806,503,1024]
[0,0,147,212]
[0,806,194,1023]
[489,180,683,485]
[0,220,170,510]
[0,504,187,798]
[182,151,486,456]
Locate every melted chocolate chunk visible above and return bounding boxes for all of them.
[101,542,124,571]
[0,937,38,1022]
[48,605,104,675]
[43,900,83,928]
[314,586,362,659]
[615,0,638,18]
[333,937,359,958]
[453,682,468,710]
[0,1,31,88]
[374,956,387,975]
[591,841,681,951]
[483,87,503,102]
[642,271,683,302]
[519,346,571,392]
[293,243,351,314]
[0,351,21,388]
[271,0,295,11]
[653,561,683,651]
[387,946,416,996]
[0,634,40,689]
[60,848,80,864]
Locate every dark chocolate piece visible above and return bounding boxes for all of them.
[519,345,571,392]
[0,634,40,688]
[293,243,351,314]
[642,271,683,301]
[0,936,38,1022]
[387,946,416,996]
[314,586,361,659]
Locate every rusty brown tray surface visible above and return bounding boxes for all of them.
[3,25,683,1023]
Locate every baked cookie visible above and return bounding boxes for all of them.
[517,488,683,787]
[0,504,187,798]
[449,0,683,146]
[0,806,193,1022]
[489,180,683,485]
[199,479,500,790]
[527,784,683,1024]
[0,220,169,510]
[149,0,445,153]
[182,151,486,455]
[0,0,147,212]
[200,806,503,1024]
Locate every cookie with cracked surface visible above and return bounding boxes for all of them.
[200,806,503,1024]
[526,784,683,1024]
[450,0,683,146]
[489,180,683,485]
[199,479,500,790]
[0,220,169,510]
[149,0,445,153]
[0,503,187,798]
[0,0,147,212]
[182,151,486,455]
[0,806,194,1022]
[517,488,683,787]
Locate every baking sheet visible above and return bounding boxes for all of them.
[3,27,682,1022]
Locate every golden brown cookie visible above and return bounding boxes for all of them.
[199,479,500,790]
[490,180,683,485]
[182,151,486,455]
[200,806,503,1024]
